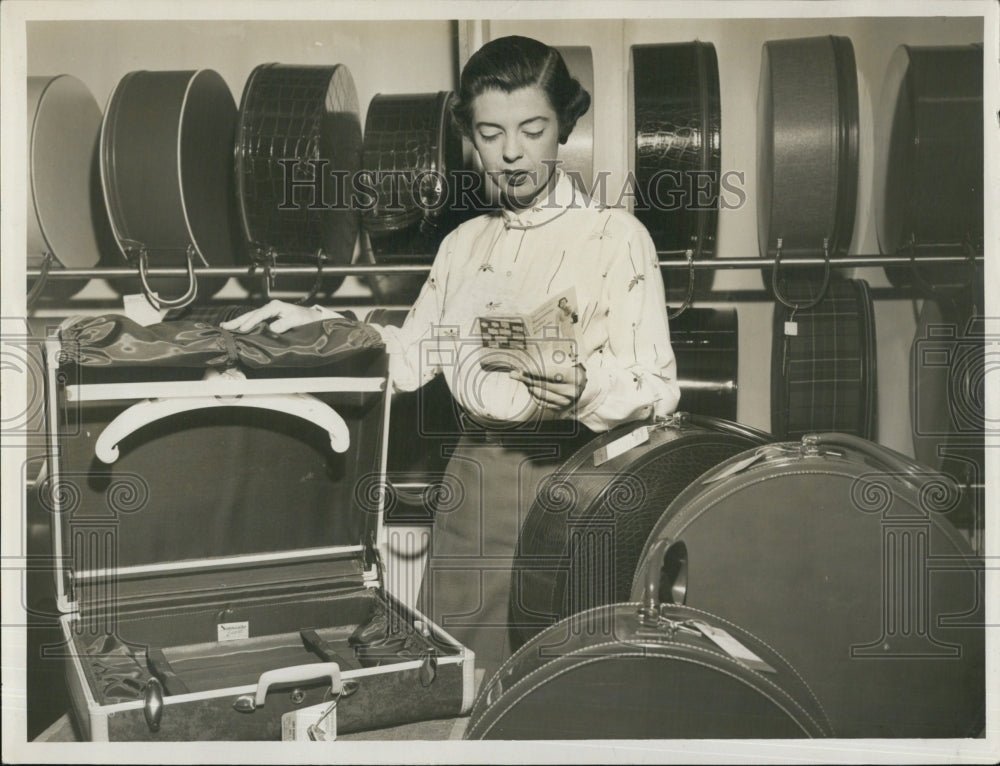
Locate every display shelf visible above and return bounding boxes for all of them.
[63,376,385,403]
[24,250,986,281]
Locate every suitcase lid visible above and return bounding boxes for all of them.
[43,334,392,614]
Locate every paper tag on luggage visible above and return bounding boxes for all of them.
[689,621,777,674]
[123,293,168,326]
[217,621,249,642]
[593,425,650,466]
[282,702,337,742]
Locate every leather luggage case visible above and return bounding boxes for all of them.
[234,63,362,297]
[27,75,113,301]
[100,69,242,305]
[771,277,877,440]
[631,433,985,738]
[361,92,464,305]
[467,601,831,739]
[668,307,738,420]
[757,36,858,293]
[41,334,474,740]
[875,44,983,294]
[910,298,986,546]
[509,413,770,650]
[632,42,721,299]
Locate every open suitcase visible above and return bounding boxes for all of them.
[41,323,474,741]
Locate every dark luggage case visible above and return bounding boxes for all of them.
[467,597,832,739]
[41,332,474,740]
[510,413,770,649]
[631,432,985,738]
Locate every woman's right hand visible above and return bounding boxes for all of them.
[219,300,341,334]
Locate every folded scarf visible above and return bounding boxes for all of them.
[59,313,384,369]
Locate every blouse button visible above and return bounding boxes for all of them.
[506,270,512,277]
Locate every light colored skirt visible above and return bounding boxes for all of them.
[418,426,593,680]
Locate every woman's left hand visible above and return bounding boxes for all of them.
[220,300,339,335]
[510,364,588,411]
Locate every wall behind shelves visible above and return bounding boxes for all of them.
[26,15,985,454]
[26,18,459,304]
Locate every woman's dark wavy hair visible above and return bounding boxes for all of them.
[451,36,591,144]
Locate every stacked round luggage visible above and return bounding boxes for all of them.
[465,422,985,739]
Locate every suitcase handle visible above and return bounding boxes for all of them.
[804,432,952,486]
[640,537,688,617]
[804,432,963,511]
[254,662,343,708]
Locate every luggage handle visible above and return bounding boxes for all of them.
[804,432,930,482]
[136,244,199,310]
[803,432,962,503]
[640,537,688,620]
[234,662,343,712]
[770,236,832,311]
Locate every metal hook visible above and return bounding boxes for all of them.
[770,237,831,311]
[294,248,326,306]
[137,245,198,310]
[667,247,696,321]
[26,251,55,308]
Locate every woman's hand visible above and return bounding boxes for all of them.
[219,300,341,334]
[510,364,588,411]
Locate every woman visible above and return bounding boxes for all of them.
[222,35,680,678]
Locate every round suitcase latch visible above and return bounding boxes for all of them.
[290,687,307,704]
[143,677,164,732]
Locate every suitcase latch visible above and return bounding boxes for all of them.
[363,536,386,591]
[419,648,438,687]
[142,677,164,732]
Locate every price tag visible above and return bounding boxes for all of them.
[689,621,776,674]
[123,293,167,326]
[784,321,798,336]
[217,621,249,642]
[593,425,650,467]
[282,702,337,742]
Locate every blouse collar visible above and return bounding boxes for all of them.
[499,170,593,230]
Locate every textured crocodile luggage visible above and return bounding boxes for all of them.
[509,413,770,649]
[234,63,362,298]
[632,41,721,299]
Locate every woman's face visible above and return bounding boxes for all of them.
[471,85,561,209]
